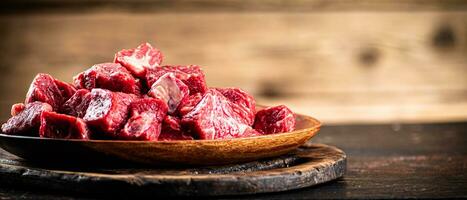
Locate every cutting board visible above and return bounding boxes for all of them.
[0,143,346,196]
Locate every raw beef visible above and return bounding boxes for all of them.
[242,129,263,138]
[55,79,78,101]
[148,73,189,114]
[83,89,138,137]
[159,115,194,141]
[25,73,76,111]
[253,105,296,134]
[181,89,255,140]
[11,103,25,116]
[114,42,163,78]
[1,102,53,136]
[73,63,142,95]
[177,93,203,116]
[120,98,168,141]
[146,65,207,95]
[1,42,300,141]
[61,89,91,118]
[39,111,90,140]
[214,87,256,126]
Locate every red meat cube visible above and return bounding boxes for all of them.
[61,89,91,118]
[242,129,263,138]
[114,42,163,78]
[181,89,255,140]
[146,65,207,95]
[161,115,180,133]
[159,115,194,141]
[73,63,142,95]
[214,87,256,126]
[253,105,296,134]
[177,93,203,116]
[120,98,168,141]
[148,73,189,114]
[1,102,53,136]
[55,78,78,101]
[11,103,25,116]
[25,73,76,111]
[83,89,138,137]
[39,111,90,140]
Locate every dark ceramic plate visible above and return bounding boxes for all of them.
[0,113,321,166]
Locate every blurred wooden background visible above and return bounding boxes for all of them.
[1,0,467,124]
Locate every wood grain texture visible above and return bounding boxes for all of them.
[0,11,466,124]
[1,122,466,199]
[2,0,467,14]
[0,143,346,196]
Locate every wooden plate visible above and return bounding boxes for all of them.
[0,113,321,166]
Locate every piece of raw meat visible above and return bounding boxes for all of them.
[253,105,296,134]
[146,65,207,95]
[161,115,181,132]
[181,89,255,140]
[39,111,90,140]
[83,89,138,137]
[214,87,256,126]
[73,63,142,95]
[61,89,91,118]
[177,93,203,116]
[120,98,168,141]
[1,102,53,136]
[55,78,78,101]
[11,103,25,116]
[242,129,263,138]
[25,73,76,111]
[148,73,189,114]
[159,115,194,141]
[114,42,163,78]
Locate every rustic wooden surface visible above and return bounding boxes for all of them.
[1,4,467,124]
[2,0,467,13]
[1,121,466,199]
[0,1,466,198]
[0,143,346,196]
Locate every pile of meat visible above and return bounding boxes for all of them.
[1,43,296,141]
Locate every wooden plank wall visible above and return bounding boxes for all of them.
[0,1,466,124]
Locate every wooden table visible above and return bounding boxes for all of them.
[0,121,465,199]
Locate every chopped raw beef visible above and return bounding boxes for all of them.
[61,89,91,118]
[114,42,163,78]
[162,115,181,132]
[159,130,193,141]
[1,42,300,141]
[148,73,189,114]
[177,93,203,116]
[214,87,256,126]
[25,73,76,111]
[73,63,142,95]
[83,89,138,137]
[242,129,263,138]
[146,65,207,95]
[159,115,194,141]
[181,89,255,140]
[11,103,25,116]
[1,102,53,136]
[120,98,168,141]
[253,105,296,134]
[55,79,78,101]
[39,111,90,140]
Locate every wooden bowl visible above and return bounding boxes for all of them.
[0,113,321,166]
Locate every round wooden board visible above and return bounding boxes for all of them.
[0,143,346,197]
